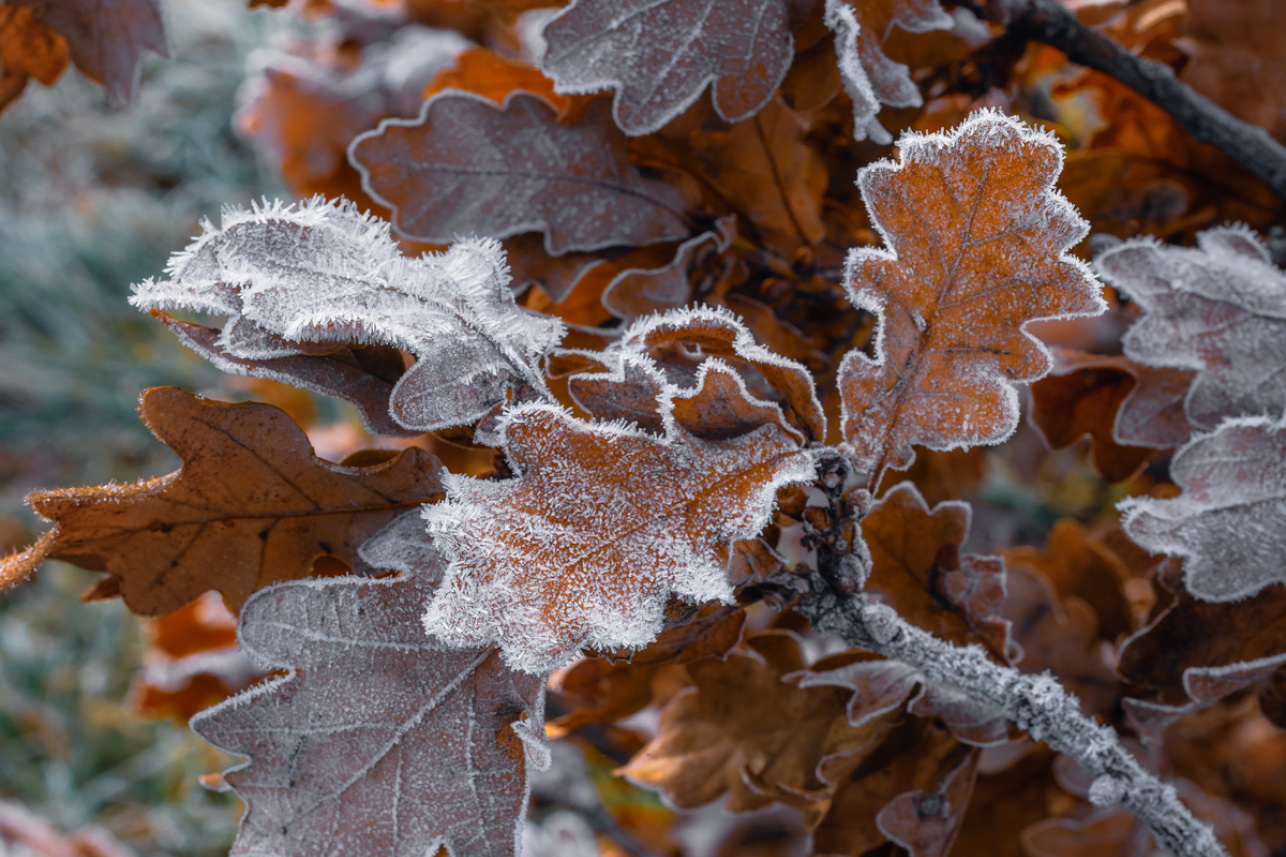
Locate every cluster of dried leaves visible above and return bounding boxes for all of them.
[3,0,1286,856]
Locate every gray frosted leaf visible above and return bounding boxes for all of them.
[1119,415,1286,602]
[131,197,566,435]
[190,571,545,857]
[539,0,794,136]
[1097,224,1286,429]
[350,92,696,253]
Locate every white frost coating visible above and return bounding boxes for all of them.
[838,109,1107,478]
[189,572,545,857]
[1095,224,1286,430]
[839,600,1229,857]
[823,0,888,145]
[539,0,794,136]
[421,400,816,673]
[130,196,566,434]
[1118,414,1286,602]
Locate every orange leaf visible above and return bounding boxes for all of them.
[0,5,67,113]
[1,387,445,613]
[423,46,566,110]
[838,111,1105,482]
[421,398,815,672]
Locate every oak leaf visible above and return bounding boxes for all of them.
[191,570,544,857]
[1117,559,1286,738]
[838,110,1106,481]
[1119,415,1286,602]
[421,400,815,672]
[619,631,901,811]
[422,46,567,110]
[351,91,697,253]
[130,197,566,434]
[9,0,169,104]
[0,5,68,113]
[862,482,1015,661]
[539,0,793,136]
[0,387,445,612]
[1096,225,1286,430]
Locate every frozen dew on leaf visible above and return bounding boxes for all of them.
[838,109,1107,482]
[420,393,816,674]
[129,196,566,435]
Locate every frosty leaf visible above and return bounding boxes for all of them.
[191,571,544,857]
[799,656,1010,747]
[824,0,954,144]
[862,483,1014,660]
[601,218,735,319]
[10,0,170,104]
[1119,415,1286,602]
[0,387,445,612]
[422,46,567,111]
[130,197,566,434]
[619,632,901,811]
[350,92,697,253]
[622,305,828,443]
[538,0,793,136]
[421,400,815,673]
[1096,225,1286,430]
[839,111,1106,481]
[1116,558,1286,738]
[0,5,68,113]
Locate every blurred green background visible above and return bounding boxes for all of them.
[1,0,290,852]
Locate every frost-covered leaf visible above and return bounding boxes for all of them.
[538,0,793,136]
[10,0,170,104]
[620,631,901,811]
[350,91,697,253]
[601,218,736,319]
[0,387,444,612]
[823,0,954,144]
[0,5,68,112]
[421,399,814,673]
[1096,225,1286,430]
[130,197,566,434]
[862,483,1015,661]
[839,111,1106,481]
[191,571,544,857]
[1116,558,1286,739]
[1119,415,1286,602]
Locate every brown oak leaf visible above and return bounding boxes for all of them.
[839,111,1105,482]
[539,0,794,136]
[421,400,814,672]
[620,631,901,811]
[862,482,1015,661]
[0,387,445,612]
[351,91,697,253]
[191,570,544,857]
[10,0,169,104]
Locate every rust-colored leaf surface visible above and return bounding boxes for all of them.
[351,91,697,253]
[422,46,567,110]
[620,631,900,811]
[1,387,445,613]
[839,111,1105,481]
[539,0,794,135]
[862,482,1014,661]
[10,0,170,104]
[191,571,544,857]
[422,399,814,673]
[0,5,67,112]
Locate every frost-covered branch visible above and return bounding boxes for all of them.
[826,595,1228,857]
[957,0,1286,200]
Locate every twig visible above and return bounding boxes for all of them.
[957,0,1286,201]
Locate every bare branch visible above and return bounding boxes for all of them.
[961,0,1286,201]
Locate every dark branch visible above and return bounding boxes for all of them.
[957,0,1286,201]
